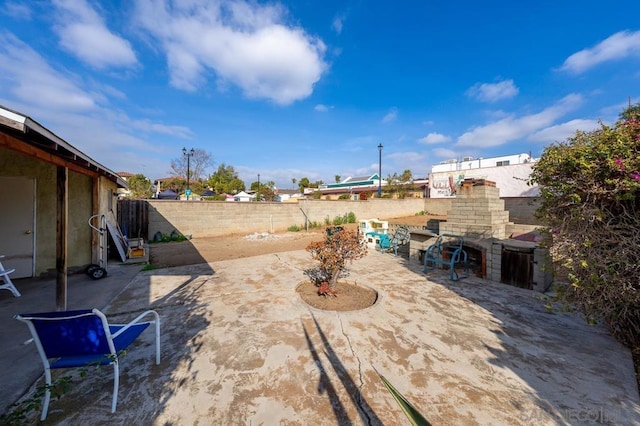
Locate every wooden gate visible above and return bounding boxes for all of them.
[117,200,149,241]
[500,247,533,289]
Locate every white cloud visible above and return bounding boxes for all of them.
[386,151,430,175]
[456,94,584,148]
[418,132,451,144]
[3,1,32,20]
[332,14,346,34]
[0,32,96,111]
[52,0,138,69]
[433,148,457,159]
[560,30,640,74]
[528,119,601,144]
[466,79,519,103]
[132,0,327,105]
[130,119,194,139]
[0,32,191,179]
[382,107,398,123]
[314,104,332,112]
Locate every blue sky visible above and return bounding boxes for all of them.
[1,1,639,189]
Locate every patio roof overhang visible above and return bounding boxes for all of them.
[0,105,127,188]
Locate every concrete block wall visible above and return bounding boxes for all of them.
[146,198,427,240]
[423,198,453,215]
[532,248,553,292]
[489,240,502,282]
[503,197,541,225]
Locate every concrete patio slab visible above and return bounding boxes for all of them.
[4,250,640,425]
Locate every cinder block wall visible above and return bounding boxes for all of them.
[503,197,540,225]
[423,198,452,215]
[147,198,427,240]
[145,196,537,240]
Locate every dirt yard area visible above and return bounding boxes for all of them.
[149,214,437,268]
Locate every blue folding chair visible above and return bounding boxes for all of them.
[15,308,160,420]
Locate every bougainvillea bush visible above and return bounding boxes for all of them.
[530,104,640,351]
[305,228,367,292]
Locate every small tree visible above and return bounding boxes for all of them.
[305,228,367,292]
[206,164,245,194]
[126,174,153,199]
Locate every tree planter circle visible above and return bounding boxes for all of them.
[296,281,378,312]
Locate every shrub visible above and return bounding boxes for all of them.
[338,194,351,200]
[347,212,356,223]
[287,225,301,232]
[305,228,367,290]
[150,230,190,243]
[529,104,640,350]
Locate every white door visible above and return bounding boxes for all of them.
[0,177,35,277]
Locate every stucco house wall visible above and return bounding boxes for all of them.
[0,148,119,274]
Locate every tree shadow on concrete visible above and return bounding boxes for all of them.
[302,310,383,425]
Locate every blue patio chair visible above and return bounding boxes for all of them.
[377,226,411,255]
[15,308,160,420]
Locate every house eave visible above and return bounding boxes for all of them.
[0,105,127,188]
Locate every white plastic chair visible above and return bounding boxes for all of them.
[15,308,161,420]
[0,255,20,297]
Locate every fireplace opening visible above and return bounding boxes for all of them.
[462,244,484,278]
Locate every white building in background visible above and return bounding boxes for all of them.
[429,153,539,198]
[227,191,254,202]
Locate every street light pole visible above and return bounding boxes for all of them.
[182,147,194,200]
[378,143,383,197]
[257,173,260,202]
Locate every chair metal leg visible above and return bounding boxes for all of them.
[41,368,52,421]
[112,362,119,413]
[154,316,161,365]
[0,257,20,297]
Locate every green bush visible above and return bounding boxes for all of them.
[150,230,190,244]
[347,212,356,223]
[338,194,350,200]
[287,225,301,232]
[530,103,640,351]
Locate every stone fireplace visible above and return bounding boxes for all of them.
[439,178,510,239]
[410,178,553,292]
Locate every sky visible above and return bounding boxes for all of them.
[1,1,639,190]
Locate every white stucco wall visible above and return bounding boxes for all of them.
[429,163,540,198]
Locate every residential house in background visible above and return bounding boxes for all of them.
[274,188,304,202]
[316,174,386,199]
[229,191,254,202]
[116,171,134,199]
